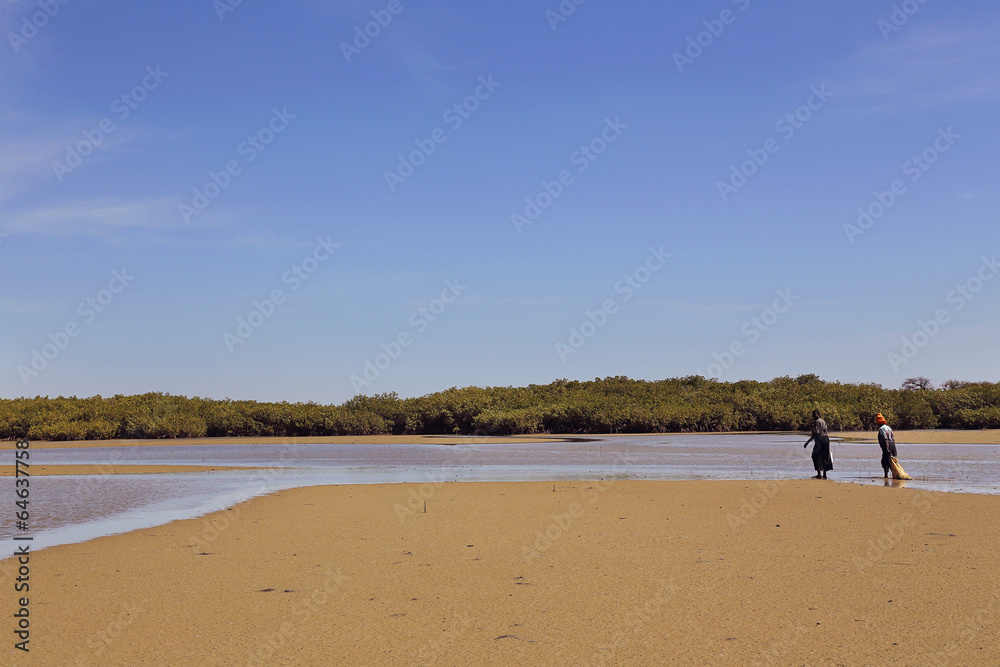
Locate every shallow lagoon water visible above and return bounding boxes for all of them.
[3,434,997,552]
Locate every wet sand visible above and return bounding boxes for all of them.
[834,429,1000,445]
[4,480,997,665]
[0,434,588,450]
[3,429,997,450]
[0,464,264,477]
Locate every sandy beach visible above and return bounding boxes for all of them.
[4,479,998,666]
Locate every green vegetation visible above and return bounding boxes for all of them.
[2,375,999,441]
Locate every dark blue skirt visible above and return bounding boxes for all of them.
[811,435,833,472]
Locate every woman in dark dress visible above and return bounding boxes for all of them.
[803,409,833,479]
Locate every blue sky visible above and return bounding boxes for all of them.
[1,0,998,403]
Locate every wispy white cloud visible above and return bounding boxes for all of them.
[395,45,482,94]
[644,296,854,314]
[0,122,153,209]
[227,232,321,250]
[836,20,1000,112]
[297,0,479,93]
[0,136,63,186]
[1,197,180,236]
[0,0,23,17]
[0,197,311,247]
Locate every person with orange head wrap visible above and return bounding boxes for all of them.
[875,413,896,478]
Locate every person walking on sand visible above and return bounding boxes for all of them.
[803,409,833,479]
[876,413,897,478]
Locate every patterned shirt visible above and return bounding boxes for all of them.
[878,424,894,448]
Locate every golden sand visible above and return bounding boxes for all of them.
[3,480,998,665]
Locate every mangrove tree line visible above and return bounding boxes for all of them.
[2,375,999,441]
